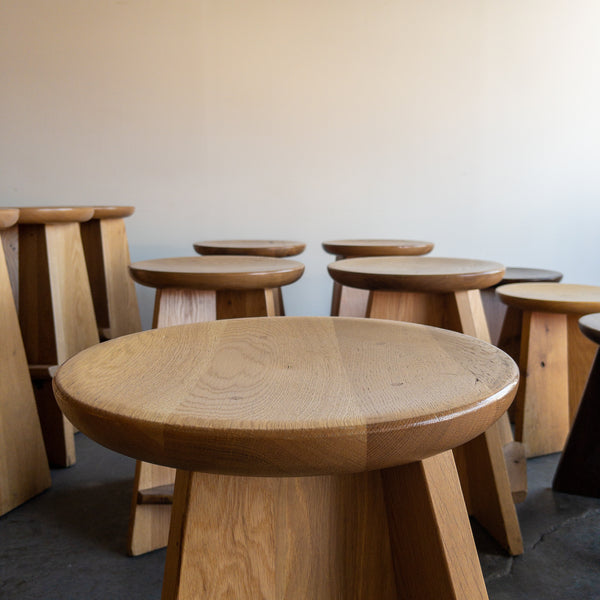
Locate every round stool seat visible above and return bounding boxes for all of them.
[54,317,518,476]
[579,313,600,345]
[194,239,305,258]
[0,209,19,229]
[329,256,504,293]
[92,206,135,219]
[18,206,94,224]
[323,239,434,258]
[499,267,563,285]
[129,256,305,290]
[497,283,600,315]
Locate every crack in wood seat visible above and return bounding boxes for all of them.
[1,209,51,515]
[17,206,99,467]
[80,206,140,340]
[553,313,600,497]
[193,239,305,258]
[327,255,524,555]
[54,316,518,599]
[125,255,305,557]
[497,283,600,458]
[322,240,434,317]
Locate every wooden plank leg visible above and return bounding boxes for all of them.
[567,314,597,425]
[453,290,527,504]
[330,281,342,316]
[216,289,276,319]
[553,349,600,497]
[153,289,216,328]
[338,285,370,317]
[0,242,51,514]
[162,470,398,600]
[272,287,285,316]
[128,462,176,556]
[516,311,570,457]
[381,451,489,599]
[497,306,524,422]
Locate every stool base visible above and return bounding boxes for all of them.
[162,451,487,600]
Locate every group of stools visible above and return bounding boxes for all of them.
[3,206,600,599]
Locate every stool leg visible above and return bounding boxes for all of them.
[516,310,569,457]
[81,217,141,339]
[553,349,600,497]
[216,289,276,319]
[382,451,488,599]
[0,242,51,515]
[567,314,597,424]
[153,289,217,328]
[338,286,370,317]
[273,288,285,316]
[1,225,19,308]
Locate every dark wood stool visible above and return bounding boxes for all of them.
[126,255,305,556]
[553,313,600,497]
[0,208,51,515]
[54,317,518,599]
[497,283,600,458]
[322,239,434,317]
[18,206,100,467]
[193,239,305,315]
[328,256,523,555]
[80,206,141,340]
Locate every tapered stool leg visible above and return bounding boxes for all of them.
[369,290,524,555]
[162,451,486,600]
[0,237,51,515]
[567,314,597,423]
[553,349,600,497]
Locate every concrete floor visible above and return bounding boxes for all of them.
[1,434,599,599]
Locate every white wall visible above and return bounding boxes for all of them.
[2,1,599,328]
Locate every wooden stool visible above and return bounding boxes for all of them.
[553,313,600,497]
[497,283,600,458]
[54,317,518,599]
[0,210,19,306]
[328,256,524,555]
[80,206,141,340]
[322,239,434,317]
[0,208,51,515]
[193,240,306,315]
[18,206,100,467]
[126,255,305,556]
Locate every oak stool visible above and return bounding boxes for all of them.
[126,255,305,556]
[18,206,100,467]
[193,239,305,315]
[328,256,524,555]
[497,283,600,458]
[54,317,518,599]
[553,313,600,497]
[0,208,51,515]
[80,206,141,340]
[322,239,434,317]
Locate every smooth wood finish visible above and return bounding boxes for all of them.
[81,207,141,339]
[0,212,51,515]
[0,208,19,229]
[194,239,305,258]
[329,256,505,293]
[54,317,517,599]
[553,313,600,497]
[1,225,19,307]
[368,291,524,554]
[322,238,434,258]
[498,283,600,457]
[18,218,99,466]
[130,256,304,290]
[18,206,94,224]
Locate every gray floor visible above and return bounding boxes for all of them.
[1,434,599,599]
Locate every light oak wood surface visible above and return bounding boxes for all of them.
[553,313,600,497]
[91,205,135,219]
[54,317,518,476]
[194,239,305,257]
[54,317,516,599]
[0,208,19,229]
[130,256,304,290]
[497,282,600,314]
[81,206,141,339]
[18,206,94,224]
[0,210,51,515]
[322,238,434,258]
[329,256,505,293]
